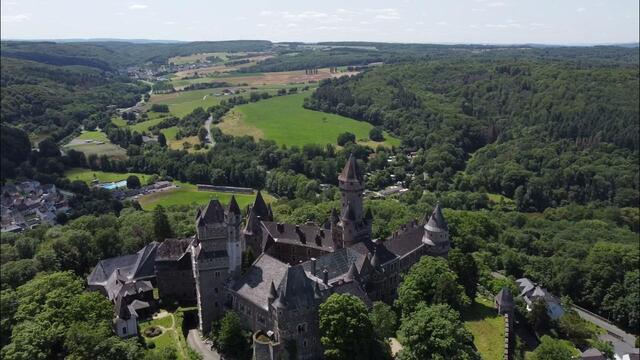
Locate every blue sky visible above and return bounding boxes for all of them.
[1,0,638,44]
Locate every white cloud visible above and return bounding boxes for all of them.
[577,7,586,12]
[163,21,176,25]
[366,8,401,20]
[436,21,448,26]
[129,4,148,10]
[257,23,266,27]
[486,2,506,8]
[472,8,486,12]
[1,13,31,23]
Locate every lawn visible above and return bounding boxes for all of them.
[137,181,271,210]
[217,93,400,148]
[76,130,109,141]
[140,310,191,360]
[64,168,154,185]
[463,297,505,360]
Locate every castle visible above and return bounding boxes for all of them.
[190,154,450,359]
[88,154,450,358]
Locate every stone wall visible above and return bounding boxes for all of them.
[503,313,513,360]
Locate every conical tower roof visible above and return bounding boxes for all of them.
[198,199,225,224]
[344,262,360,282]
[252,190,269,219]
[268,281,278,301]
[243,208,258,234]
[338,154,360,182]
[273,265,316,309]
[228,195,241,215]
[425,203,448,231]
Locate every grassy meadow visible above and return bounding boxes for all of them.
[217,93,400,148]
[63,131,127,160]
[65,168,154,185]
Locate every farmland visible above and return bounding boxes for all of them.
[216,93,400,148]
[65,168,154,185]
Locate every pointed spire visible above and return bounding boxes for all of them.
[244,208,258,234]
[267,204,274,221]
[425,202,448,231]
[338,153,360,182]
[330,208,340,224]
[252,190,269,219]
[198,199,225,224]
[344,262,360,282]
[228,195,241,215]
[268,281,278,302]
[342,203,356,221]
[370,248,381,269]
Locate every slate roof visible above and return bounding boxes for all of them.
[350,239,396,266]
[300,247,364,282]
[495,288,514,308]
[243,208,259,235]
[330,281,372,307]
[261,221,335,251]
[516,278,536,296]
[228,195,241,215]
[128,299,151,318]
[155,238,193,262]
[230,253,290,310]
[197,199,225,225]
[384,220,424,256]
[339,154,361,182]
[252,191,270,220]
[87,242,158,287]
[273,265,318,310]
[581,348,605,360]
[425,203,448,231]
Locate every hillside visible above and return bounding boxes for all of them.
[306,58,640,211]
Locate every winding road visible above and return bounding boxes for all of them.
[187,329,220,360]
[204,115,214,146]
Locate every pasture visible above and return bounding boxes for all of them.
[216,93,400,148]
[137,182,273,210]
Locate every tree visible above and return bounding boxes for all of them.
[337,132,356,146]
[158,133,167,147]
[448,249,479,301]
[397,303,480,360]
[531,336,578,360]
[152,205,173,241]
[126,175,141,189]
[369,127,384,142]
[319,293,391,360]
[369,301,398,339]
[198,127,208,144]
[38,137,60,158]
[528,298,551,333]
[216,312,250,360]
[557,310,595,348]
[396,256,469,316]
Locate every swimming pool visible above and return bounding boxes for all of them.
[101,180,128,190]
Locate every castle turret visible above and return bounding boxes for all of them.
[421,203,450,256]
[227,196,243,274]
[337,154,372,247]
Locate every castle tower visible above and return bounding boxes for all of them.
[192,198,241,334]
[337,154,372,247]
[421,203,450,256]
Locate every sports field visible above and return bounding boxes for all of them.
[63,131,127,160]
[217,93,400,148]
[65,168,154,185]
[137,181,273,210]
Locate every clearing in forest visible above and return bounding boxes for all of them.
[216,92,400,148]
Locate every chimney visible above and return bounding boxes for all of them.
[315,234,322,246]
[311,258,317,275]
[322,269,329,285]
[276,223,284,233]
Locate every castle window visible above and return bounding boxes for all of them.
[122,327,127,334]
[215,271,221,278]
[303,339,308,348]
[297,323,306,334]
[214,301,219,308]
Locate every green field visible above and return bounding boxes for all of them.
[168,51,231,65]
[137,181,271,210]
[463,297,504,360]
[140,310,191,360]
[63,131,127,160]
[217,93,400,148]
[65,168,154,185]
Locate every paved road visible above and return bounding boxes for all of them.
[204,115,215,146]
[573,306,637,346]
[187,329,220,360]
